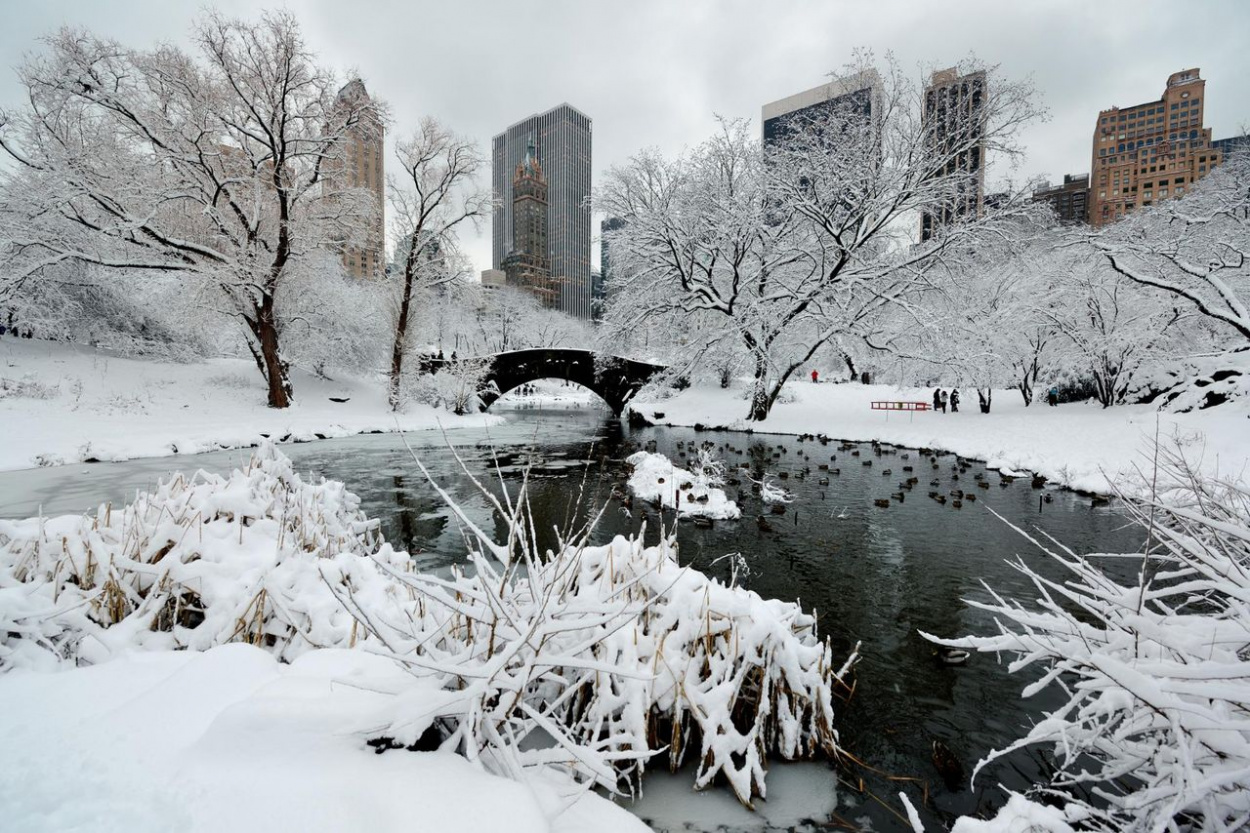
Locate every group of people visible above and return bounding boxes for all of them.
[931,387,960,413]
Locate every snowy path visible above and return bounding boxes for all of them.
[0,339,502,472]
[631,382,1250,494]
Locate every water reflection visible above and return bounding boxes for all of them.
[0,402,1144,830]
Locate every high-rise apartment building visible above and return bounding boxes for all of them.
[1032,173,1090,225]
[1090,69,1222,228]
[326,79,385,279]
[492,104,593,319]
[920,68,987,241]
[501,141,558,306]
[761,69,881,148]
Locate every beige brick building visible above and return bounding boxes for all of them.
[327,79,385,279]
[1090,68,1223,228]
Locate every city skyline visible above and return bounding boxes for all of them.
[493,104,593,319]
[3,1,1246,275]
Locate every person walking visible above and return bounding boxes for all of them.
[1047,386,1059,407]
[950,389,960,413]
[811,369,819,384]
[939,389,949,413]
[932,387,942,412]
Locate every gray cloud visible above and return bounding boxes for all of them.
[2,0,1247,274]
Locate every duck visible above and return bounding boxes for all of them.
[937,647,971,666]
[952,499,963,509]
[756,516,773,532]
[873,498,890,508]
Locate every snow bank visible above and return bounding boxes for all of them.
[0,644,647,833]
[630,381,1250,496]
[950,794,1079,833]
[625,450,741,519]
[0,338,501,472]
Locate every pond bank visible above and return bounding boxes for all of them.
[629,381,1250,496]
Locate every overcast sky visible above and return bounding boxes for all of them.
[2,0,1247,275]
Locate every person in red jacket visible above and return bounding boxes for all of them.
[811,369,819,384]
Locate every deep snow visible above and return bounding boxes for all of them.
[0,338,501,472]
[631,380,1250,495]
[0,645,648,833]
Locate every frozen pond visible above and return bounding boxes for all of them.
[0,401,1143,830]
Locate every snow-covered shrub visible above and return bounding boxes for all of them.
[0,374,60,400]
[402,356,493,414]
[924,442,1250,832]
[0,443,400,671]
[332,460,852,806]
[276,256,390,379]
[751,473,794,505]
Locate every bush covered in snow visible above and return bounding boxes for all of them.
[0,444,854,808]
[925,442,1250,832]
[0,443,400,670]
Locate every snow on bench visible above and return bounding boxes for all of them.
[870,401,931,411]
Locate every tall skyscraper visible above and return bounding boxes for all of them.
[1090,69,1223,228]
[1032,173,1090,225]
[761,69,881,148]
[326,79,385,279]
[492,104,593,319]
[920,68,987,242]
[501,140,558,306]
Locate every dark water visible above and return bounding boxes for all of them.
[0,403,1143,830]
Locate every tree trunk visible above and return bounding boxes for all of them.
[253,294,291,409]
[977,388,992,414]
[389,251,419,411]
[748,355,772,421]
[842,352,858,382]
[1017,375,1033,406]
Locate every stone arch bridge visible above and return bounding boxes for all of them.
[426,348,667,415]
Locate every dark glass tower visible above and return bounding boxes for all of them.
[492,104,593,319]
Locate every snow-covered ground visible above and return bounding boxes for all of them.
[0,645,647,833]
[0,339,501,472]
[631,381,1250,494]
[494,378,600,409]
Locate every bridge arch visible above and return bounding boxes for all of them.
[474,349,666,415]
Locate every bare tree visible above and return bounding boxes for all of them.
[600,57,1044,421]
[386,118,488,409]
[1091,150,1250,344]
[0,12,381,407]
